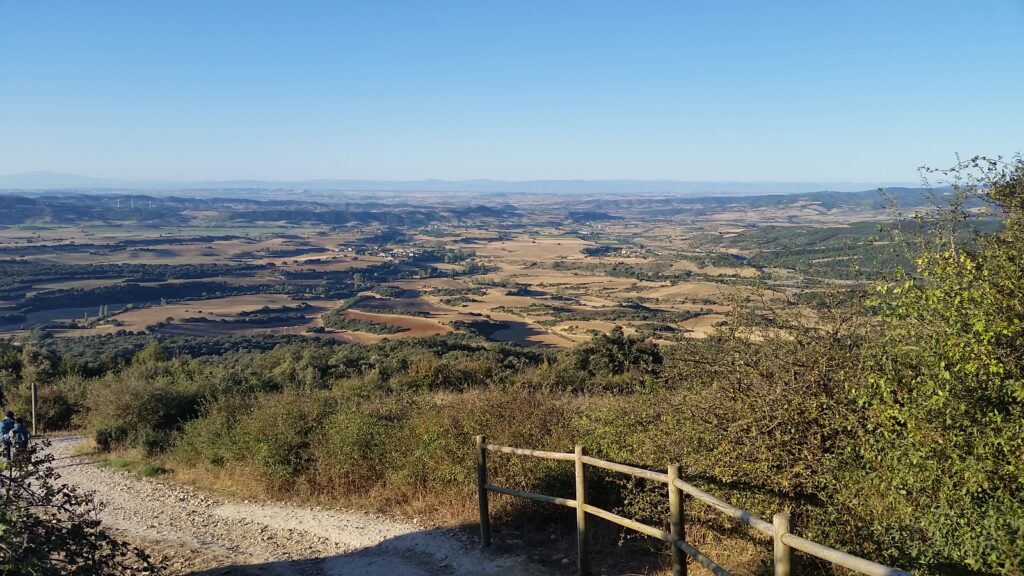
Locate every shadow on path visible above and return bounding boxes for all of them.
[183,528,548,576]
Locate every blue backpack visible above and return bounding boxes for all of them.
[0,418,14,442]
[11,425,29,450]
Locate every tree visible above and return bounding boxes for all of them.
[0,370,16,408]
[20,347,55,390]
[563,325,662,381]
[132,340,168,365]
[841,157,1024,574]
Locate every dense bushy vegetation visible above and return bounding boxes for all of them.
[0,160,1019,575]
[723,219,1003,280]
[320,311,406,334]
[19,281,274,313]
[522,300,713,326]
[0,261,268,304]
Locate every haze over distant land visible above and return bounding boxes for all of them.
[0,171,917,196]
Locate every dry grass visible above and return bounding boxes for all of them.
[472,237,594,260]
[485,312,573,347]
[678,314,728,337]
[155,452,768,576]
[668,259,760,277]
[89,295,335,333]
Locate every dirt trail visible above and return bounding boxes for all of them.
[47,437,547,576]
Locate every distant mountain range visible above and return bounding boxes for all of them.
[0,171,918,196]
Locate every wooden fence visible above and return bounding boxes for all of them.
[475,436,912,576]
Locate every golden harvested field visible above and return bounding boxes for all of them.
[123,294,319,321]
[30,278,127,292]
[639,281,734,300]
[266,256,387,272]
[54,295,340,336]
[679,313,728,337]
[550,320,636,342]
[668,259,760,277]
[393,278,474,290]
[343,310,450,338]
[471,237,594,260]
[486,312,572,347]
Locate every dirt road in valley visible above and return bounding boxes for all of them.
[47,437,547,576]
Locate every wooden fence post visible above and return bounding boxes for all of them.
[773,511,791,576]
[575,445,591,576]
[668,464,686,576]
[31,381,38,436]
[476,435,491,547]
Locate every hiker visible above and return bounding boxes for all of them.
[0,411,15,460]
[9,418,31,460]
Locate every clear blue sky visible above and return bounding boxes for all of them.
[1,1,1021,182]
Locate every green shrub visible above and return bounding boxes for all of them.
[85,362,205,453]
[93,426,128,452]
[391,389,575,498]
[309,395,413,493]
[829,159,1024,574]
[4,376,86,432]
[173,395,253,468]
[176,391,337,490]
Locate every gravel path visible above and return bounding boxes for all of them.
[48,436,547,576]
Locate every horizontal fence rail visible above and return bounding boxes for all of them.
[475,436,912,576]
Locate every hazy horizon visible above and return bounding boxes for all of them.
[0,170,923,195]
